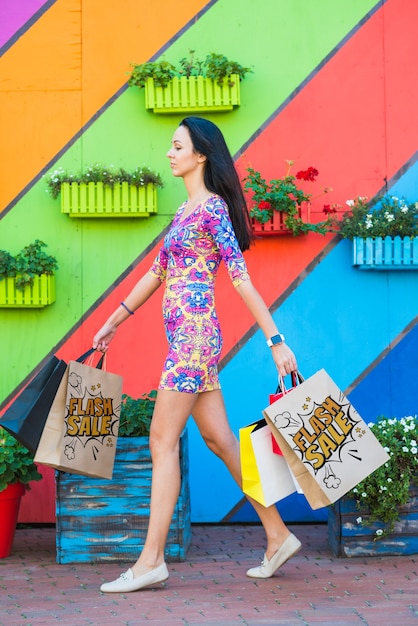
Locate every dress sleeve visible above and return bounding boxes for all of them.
[148,246,168,283]
[203,197,250,287]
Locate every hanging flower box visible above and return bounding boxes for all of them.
[56,431,191,563]
[353,236,418,269]
[144,75,241,114]
[251,209,301,237]
[61,182,158,218]
[0,275,56,308]
[328,486,418,557]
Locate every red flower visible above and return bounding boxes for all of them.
[258,200,272,210]
[323,204,337,215]
[296,167,319,182]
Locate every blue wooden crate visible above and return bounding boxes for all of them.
[328,486,418,557]
[56,430,191,563]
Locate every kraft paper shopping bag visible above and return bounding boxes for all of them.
[263,369,390,510]
[35,349,122,479]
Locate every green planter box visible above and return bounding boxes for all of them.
[61,182,158,218]
[145,75,241,113]
[0,275,56,308]
[328,486,418,557]
[353,236,418,269]
[56,430,191,563]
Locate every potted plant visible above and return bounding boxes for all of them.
[128,50,252,113]
[0,427,42,558]
[328,414,418,557]
[243,160,338,236]
[333,195,418,269]
[55,391,191,563]
[45,164,164,218]
[0,240,58,308]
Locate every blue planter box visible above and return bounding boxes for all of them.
[328,486,418,557]
[353,236,418,269]
[56,430,191,563]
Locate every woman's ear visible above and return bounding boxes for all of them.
[197,153,207,164]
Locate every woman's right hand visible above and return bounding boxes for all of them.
[93,322,117,352]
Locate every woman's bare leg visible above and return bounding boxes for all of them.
[130,389,197,577]
[192,389,292,559]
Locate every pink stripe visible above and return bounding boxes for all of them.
[0,0,50,48]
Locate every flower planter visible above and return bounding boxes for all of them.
[61,182,158,218]
[56,430,191,563]
[144,75,241,113]
[0,483,25,558]
[251,209,302,236]
[353,236,418,269]
[328,486,418,557]
[0,275,55,308]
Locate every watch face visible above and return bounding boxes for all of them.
[271,334,284,345]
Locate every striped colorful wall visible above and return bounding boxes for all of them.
[1,0,417,524]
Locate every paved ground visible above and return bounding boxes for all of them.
[1,523,417,626]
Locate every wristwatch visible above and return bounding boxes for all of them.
[266,333,285,347]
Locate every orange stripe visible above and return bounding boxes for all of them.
[0,0,210,212]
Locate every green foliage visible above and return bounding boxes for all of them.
[350,415,418,539]
[333,195,418,239]
[0,240,58,291]
[243,162,336,236]
[118,391,157,437]
[45,164,164,200]
[128,60,176,88]
[128,50,252,89]
[0,427,42,493]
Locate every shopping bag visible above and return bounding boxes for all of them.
[239,418,301,507]
[263,368,390,510]
[269,372,303,454]
[0,355,67,453]
[35,349,123,479]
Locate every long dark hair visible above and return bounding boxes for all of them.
[180,117,253,251]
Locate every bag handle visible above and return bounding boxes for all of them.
[76,348,105,370]
[275,371,304,395]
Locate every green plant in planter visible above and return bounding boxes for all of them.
[0,240,58,291]
[45,164,164,200]
[118,390,157,437]
[0,427,42,493]
[332,195,418,239]
[244,161,339,235]
[128,50,252,89]
[349,415,418,539]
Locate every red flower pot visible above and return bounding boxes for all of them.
[0,483,25,558]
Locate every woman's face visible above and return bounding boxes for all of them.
[166,125,205,179]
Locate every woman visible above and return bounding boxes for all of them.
[93,117,301,593]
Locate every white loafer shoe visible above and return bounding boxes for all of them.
[246,533,302,578]
[100,562,169,593]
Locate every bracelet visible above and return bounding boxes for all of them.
[120,301,134,316]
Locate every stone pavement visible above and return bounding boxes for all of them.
[1,523,417,626]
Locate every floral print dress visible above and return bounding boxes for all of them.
[148,194,250,393]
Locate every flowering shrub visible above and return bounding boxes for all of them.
[350,415,418,539]
[334,195,418,239]
[45,164,164,199]
[243,161,338,235]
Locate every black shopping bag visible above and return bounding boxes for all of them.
[0,355,67,453]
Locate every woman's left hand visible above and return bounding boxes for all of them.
[270,342,298,378]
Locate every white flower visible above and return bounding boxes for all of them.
[346,199,354,207]
[362,492,367,498]
[356,516,363,524]
[375,529,383,536]
[402,446,409,453]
